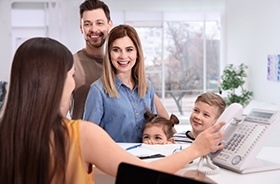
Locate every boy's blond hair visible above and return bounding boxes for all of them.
[195,93,226,118]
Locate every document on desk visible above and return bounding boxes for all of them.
[118,143,190,160]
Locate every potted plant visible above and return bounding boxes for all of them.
[219,63,253,106]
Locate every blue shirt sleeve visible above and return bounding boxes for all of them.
[83,82,103,125]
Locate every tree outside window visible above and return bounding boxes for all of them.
[135,18,221,115]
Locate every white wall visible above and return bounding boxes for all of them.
[0,0,83,82]
[105,0,224,11]
[0,0,12,82]
[225,0,280,147]
[58,0,84,54]
[225,0,280,105]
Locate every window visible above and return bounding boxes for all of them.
[135,26,164,94]
[128,12,221,116]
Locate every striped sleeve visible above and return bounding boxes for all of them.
[173,131,194,144]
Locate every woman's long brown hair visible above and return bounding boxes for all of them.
[0,37,73,184]
[102,24,148,98]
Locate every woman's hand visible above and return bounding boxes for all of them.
[191,122,226,157]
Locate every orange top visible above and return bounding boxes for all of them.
[61,119,94,184]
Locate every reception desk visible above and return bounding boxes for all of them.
[94,143,280,184]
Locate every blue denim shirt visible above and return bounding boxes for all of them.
[83,77,156,143]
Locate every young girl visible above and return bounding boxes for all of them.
[142,111,179,144]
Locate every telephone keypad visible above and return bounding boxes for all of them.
[215,123,267,165]
[211,108,279,173]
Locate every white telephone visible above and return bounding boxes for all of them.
[210,103,280,174]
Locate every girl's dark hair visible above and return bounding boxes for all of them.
[0,37,73,184]
[143,111,179,139]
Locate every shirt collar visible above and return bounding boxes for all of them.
[115,76,138,90]
[185,130,195,140]
[115,76,123,90]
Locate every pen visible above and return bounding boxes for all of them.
[139,154,165,159]
[125,144,142,150]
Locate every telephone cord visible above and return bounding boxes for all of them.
[197,155,220,175]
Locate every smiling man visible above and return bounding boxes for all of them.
[72,0,112,119]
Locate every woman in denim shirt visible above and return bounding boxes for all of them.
[84,25,160,142]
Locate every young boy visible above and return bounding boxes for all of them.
[142,111,180,144]
[173,92,226,143]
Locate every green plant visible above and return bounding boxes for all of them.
[219,63,253,106]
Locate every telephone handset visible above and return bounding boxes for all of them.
[210,103,280,174]
[215,103,244,144]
